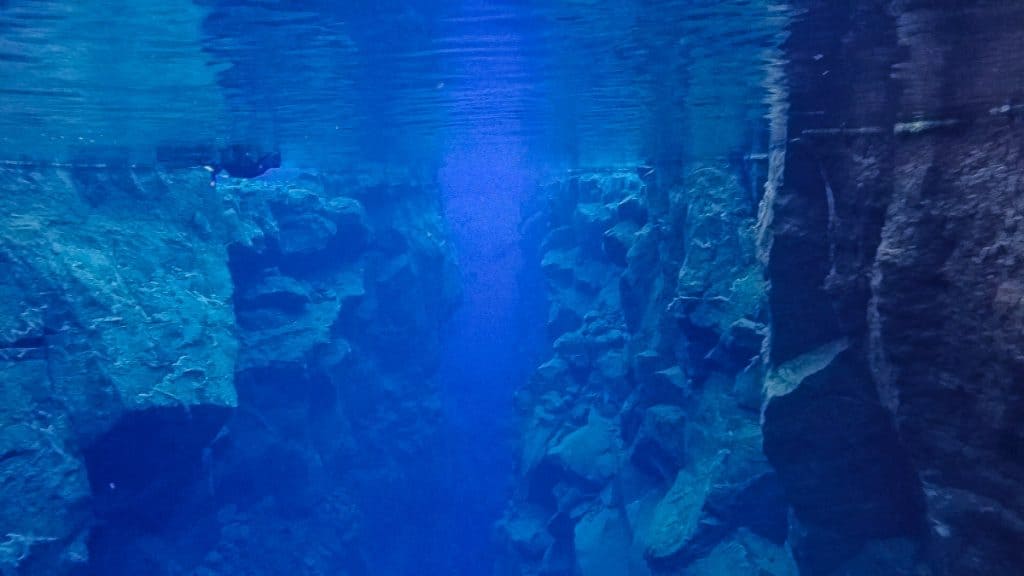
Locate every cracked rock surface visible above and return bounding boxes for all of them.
[0,166,459,575]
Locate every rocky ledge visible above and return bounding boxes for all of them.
[0,164,459,575]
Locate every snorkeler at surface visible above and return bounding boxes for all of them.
[204,145,281,186]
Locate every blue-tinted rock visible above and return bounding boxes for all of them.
[575,507,632,576]
[683,529,798,576]
[616,194,648,225]
[504,168,793,576]
[630,405,687,480]
[761,345,925,574]
[547,411,623,488]
[0,166,239,573]
[602,221,639,267]
[499,508,555,560]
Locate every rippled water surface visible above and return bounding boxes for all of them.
[0,0,788,167]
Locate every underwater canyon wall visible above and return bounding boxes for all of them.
[0,165,459,575]
[503,3,1023,576]
[760,1,1024,574]
[499,166,794,576]
[0,166,238,574]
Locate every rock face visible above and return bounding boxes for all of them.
[203,172,460,576]
[505,5,1024,574]
[758,2,1024,575]
[0,166,238,575]
[0,165,458,575]
[499,168,794,576]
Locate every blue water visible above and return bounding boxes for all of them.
[0,0,782,165]
[434,138,546,573]
[0,1,785,574]
[5,1,1024,574]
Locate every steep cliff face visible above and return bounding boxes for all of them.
[203,172,460,576]
[0,165,458,575]
[759,2,1024,575]
[0,166,238,575]
[506,4,1024,575]
[499,167,795,576]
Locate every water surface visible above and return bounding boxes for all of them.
[0,0,787,167]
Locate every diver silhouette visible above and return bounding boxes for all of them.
[204,145,281,186]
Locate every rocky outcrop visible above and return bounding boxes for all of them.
[507,5,1024,571]
[758,2,1024,574]
[0,166,238,575]
[0,165,458,575]
[499,168,795,576]
[203,172,460,576]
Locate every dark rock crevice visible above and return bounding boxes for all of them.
[504,5,1024,576]
[83,405,231,531]
[187,173,457,575]
[0,165,237,575]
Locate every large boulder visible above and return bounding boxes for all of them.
[547,410,624,488]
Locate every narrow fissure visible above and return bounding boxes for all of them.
[1,3,1022,576]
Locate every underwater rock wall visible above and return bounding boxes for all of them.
[505,4,1024,574]
[760,2,1024,574]
[498,167,796,576]
[203,172,460,576]
[0,165,459,575]
[0,166,238,575]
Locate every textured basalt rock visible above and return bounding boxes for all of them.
[0,165,459,575]
[499,168,794,576]
[0,166,238,575]
[758,2,1024,574]
[505,5,1024,574]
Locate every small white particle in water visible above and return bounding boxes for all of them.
[813,53,824,61]
[108,482,116,491]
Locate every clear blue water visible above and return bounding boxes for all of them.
[5,2,1023,575]
[1,1,786,574]
[0,0,785,166]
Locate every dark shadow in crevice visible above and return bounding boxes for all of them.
[83,404,231,532]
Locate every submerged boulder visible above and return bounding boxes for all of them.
[630,405,687,481]
[575,507,632,576]
[547,410,624,488]
[645,463,718,569]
